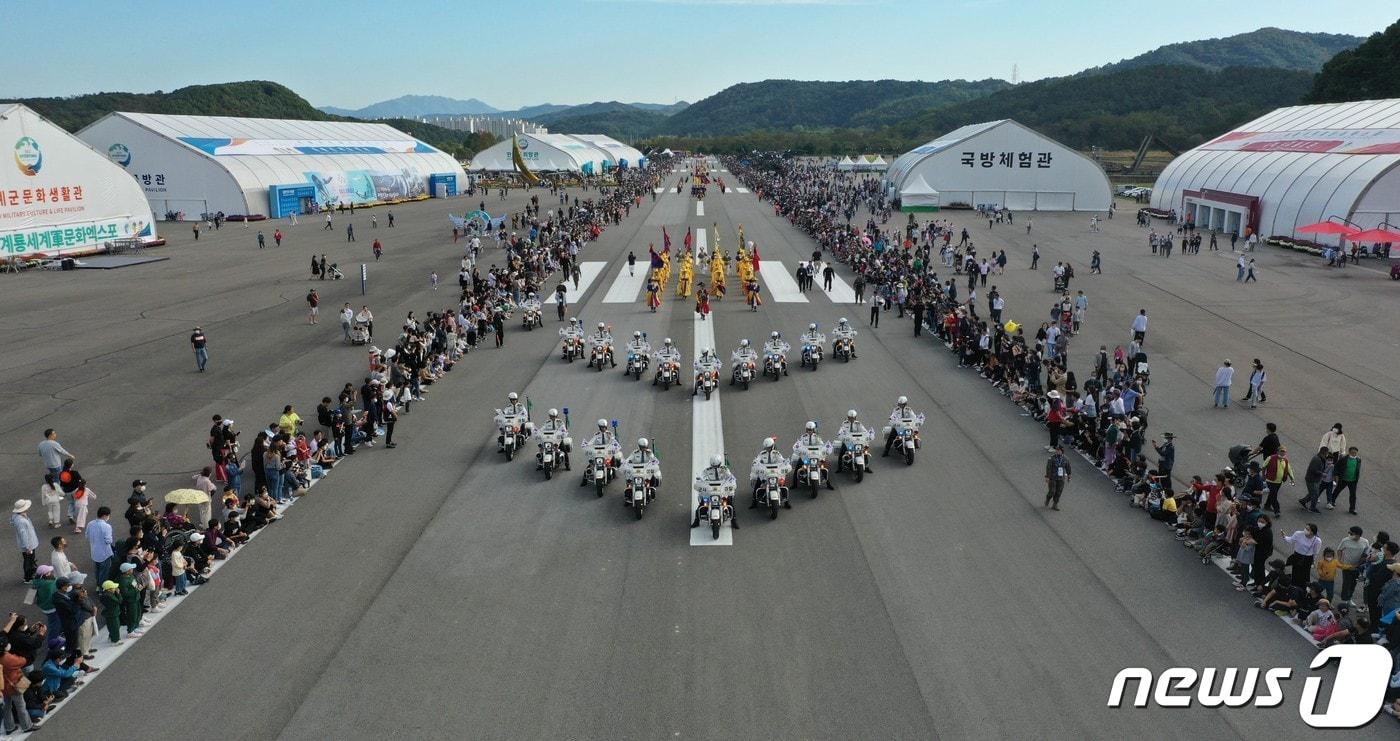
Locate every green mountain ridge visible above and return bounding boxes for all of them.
[1306,19,1400,103]
[1084,27,1362,75]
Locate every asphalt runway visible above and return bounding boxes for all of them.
[8,166,1398,738]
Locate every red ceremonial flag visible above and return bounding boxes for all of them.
[684,227,693,249]
[662,226,672,252]
[649,246,665,270]
[751,244,761,274]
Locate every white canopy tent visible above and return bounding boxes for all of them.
[836,156,856,171]
[899,173,940,212]
[470,133,611,174]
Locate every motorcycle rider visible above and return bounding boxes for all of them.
[694,347,722,394]
[520,292,543,327]
[624,330,652,372]
[763,331,790,376]
[655,337,682,385]
[559,316,585,355]
[580,418,622,486]
[690,454,738,529]
[730,339,758,383]
[623,437,662,501]
[883,396,923,457]
[791,421,835,490]
[832,317,859,358]
[749,437,792,508]
[590,322,617,367]
[495,391,529,451]
[837,410,875,474]
[799,323,825,364]
[535,408,571,470]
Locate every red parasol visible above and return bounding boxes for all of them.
[1347,227,1400,243]
[1296,221,1359,237]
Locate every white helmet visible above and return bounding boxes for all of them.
[740,339,750,347]
[808,323,817,331]
[633,330,642,339]
[770,331,780,339]
[597,322,606,330]
[637,437,649,448]
[548,408,559,418]
[805,421,816,432]
[763,437,775,450]
[528,292,536,299]
[710,454,724,467]
[664,337,673,346]
[570,317,579,324]
[839,317,848,325]
[847,409,858,419]
[597,419,608,428]
[508,392,519,401]
[897,395,908,406]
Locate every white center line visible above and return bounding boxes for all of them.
[691,308,731,546]
[547,261,605,304]
[734,187,749,194]
[696,200,704,217]
[695,227,707,265]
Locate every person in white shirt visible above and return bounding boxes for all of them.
[50,535,74,580]
[1213,359,1234,408]
[40,474,63,529]
[1131,309,1148,344]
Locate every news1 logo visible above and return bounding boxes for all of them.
[1108,645,1393,728]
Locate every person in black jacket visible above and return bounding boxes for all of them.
[1300,447,1328,513]
[1364,542,1398,638]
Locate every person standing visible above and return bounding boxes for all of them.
[1236,255,1247,282]
[1362,542,1398,637]
[10,501,37,583]
[1213,359,1234,408]
[273,228,283,247]
[1336,526,1370,605]
[340,303,354,342]
[1090,250,1102,274]
[1332,446,1362,514]
[492,308,506,349]
[869,295,882,328]
[1030,245,1040,270]
[1244,259,1258,282]
[1242,359,1267,408]
[382,397,398,450]
[346,223,355,242]
[1131,309,1148,345]
[853,275,865,304]
[38,429,73,484]
[372,238,383,261]
[0,623,37,733]
[319,254,328,280]
[1262,447,1295,516]
[86,507,114,584]
[627,251,636,277]
[190,326,208,372]
[823,263,835,291]
[387,211,394,228]
[192,222,200,241]
[1151,432,1176,480]
[306,289,320,325]
[256,231,265,249]
[1044,446,1071,510]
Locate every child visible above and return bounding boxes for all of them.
[430,271,439,290]
[1315,547,1340,602]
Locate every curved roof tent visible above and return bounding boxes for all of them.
[1151,98,1400,243]
[470,133,613,173]
[570,134,646,169]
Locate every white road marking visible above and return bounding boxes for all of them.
[734,187,749,194]
[696,200,704,217]
[547,261,605,304]
[758,261,809,303]
[691,309,732,546]
[602,263,648,303]
[819,271,857,304]
[653,187,665,194]
[695,228,707,265]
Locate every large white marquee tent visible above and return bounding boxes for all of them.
[469,133,625,175]
[78,113,467,219]
[1151,99,1400,242]
[885,119,1111,212]
[569,134,646,170]
[1,103,154,259]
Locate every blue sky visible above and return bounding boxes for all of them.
[5,0,1395,109]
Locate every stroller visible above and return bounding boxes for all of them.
[349,320,371,345]
[327,262,345,280]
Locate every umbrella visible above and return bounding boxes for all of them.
[1347,227,1400,243]
[165,489,210,505]
[1296,221,1359,237]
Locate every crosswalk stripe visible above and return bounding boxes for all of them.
[734,187,749,193]
[820,272,857,304]
[547,261,605,304]
[695,228,707,264]
[696,200,704,217]
[602,264,647,303]
[653,187,665,194]
[758,261,808,303]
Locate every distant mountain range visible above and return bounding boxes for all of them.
[317,96,690,121]
[1086,27,1363,75]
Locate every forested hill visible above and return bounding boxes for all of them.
[1306,19,1400,103]
[1087,27,1362,75]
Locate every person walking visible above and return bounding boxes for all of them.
[1262,447,1295,516]
[1090,250,1102,274]
[310,254,321,279]
[1244,259,1258,283]
[1044,446,1071,510]
[627,251,636,277]
[382,397,398,449]
[190,326,208,372]
[869,295,882,328]
[256,231,265,249]
[1131,309,1148,345]
[10,501,37,583]
[1336,526,1370,605]
[1030,245,1040,270]
[853,275,865,304]
[340,304,354,342]
[1332,447,1362,514]
[346,223,355,242]
[306,289,320,325]
[1300,447,1329,513]
[86,507,114,583]
[1245,359,1266,408]
[387,211,394,227]
[1213,359,1234,408]
[273,228,283,247]
[372,238,383,261]
[823,263,835,291]
[492,309,505,349]
[323,213,333,231]
[318,254,328,280]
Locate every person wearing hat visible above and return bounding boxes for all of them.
[39,636,84,696]
[1043,390,1065,452]
[116,561,145,638]
[98,581,123,644]
[1151,433,1176,481]
[1044,446,1071,510]
[9,500,38,584]
[190,326,208,372]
